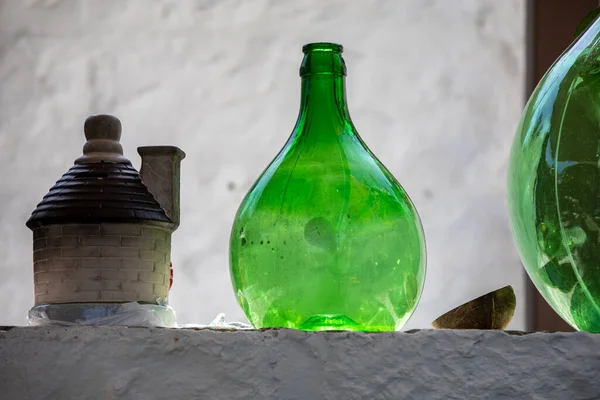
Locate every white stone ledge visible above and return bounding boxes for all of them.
[0,327,596,399]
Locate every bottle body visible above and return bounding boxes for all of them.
[230,43,426,331]
[508,19,600,331]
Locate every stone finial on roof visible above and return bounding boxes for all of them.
[75,115,129,164]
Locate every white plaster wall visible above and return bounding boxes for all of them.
[2,327,599,399]
[0,0,526,329]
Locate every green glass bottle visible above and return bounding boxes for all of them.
[508,17,600,331]
[229,43,426,332]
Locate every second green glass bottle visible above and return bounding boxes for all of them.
[230,43,426,332]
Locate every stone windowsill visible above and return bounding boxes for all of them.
[0,327,596,400]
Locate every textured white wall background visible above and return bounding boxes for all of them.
[3,327,600,399]
[0,0,526,330]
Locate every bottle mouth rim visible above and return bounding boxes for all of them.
[302,42,343,54]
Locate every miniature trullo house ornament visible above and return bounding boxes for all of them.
[26,115,184,307]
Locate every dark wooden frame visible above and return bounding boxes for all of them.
[525,0,598,331]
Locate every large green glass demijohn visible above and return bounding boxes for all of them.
[508,14,600,332]
[229,43,426,332]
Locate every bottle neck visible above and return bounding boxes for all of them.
[293,43,354,137]
[298,74,351,127]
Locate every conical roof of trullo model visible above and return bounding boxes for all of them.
[26,115,171,229]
